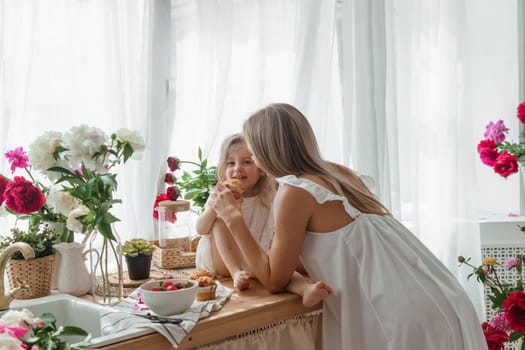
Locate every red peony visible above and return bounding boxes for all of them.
[479,147,500,167]
[152,193,177,223]
[477,139,497,153]
[166,186,179,201]
[503,291,525,333]
[3,176,45,214]
[0,175,8,204]
[164,172,175,184]
[493,152,519,178]
[482,322,509,350]
[517,102,525,124]
[167,156,180,172]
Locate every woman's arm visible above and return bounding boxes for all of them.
[212,182,316,292]
[195,206,218,235]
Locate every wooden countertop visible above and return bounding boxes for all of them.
[100,278,321,350]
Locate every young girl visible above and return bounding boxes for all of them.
[195,133,332,307]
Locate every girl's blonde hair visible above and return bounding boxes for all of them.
[242,103,389,215]
[217,133,275,209]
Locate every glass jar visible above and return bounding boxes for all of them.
[157,200,192,251]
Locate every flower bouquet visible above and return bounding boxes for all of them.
[0,309,91,349]
[458,252,525,350]
[0,147,72,242]
[154,147,217,216]
[477,102,525,178]
[460,101,525,350]
[150,148,216,269]
[26,125,144,303]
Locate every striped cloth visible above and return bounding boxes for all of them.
[100,282,233,348]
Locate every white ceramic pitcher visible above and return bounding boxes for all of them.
[53,242,97,297]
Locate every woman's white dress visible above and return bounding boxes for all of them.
[277,175,487,350]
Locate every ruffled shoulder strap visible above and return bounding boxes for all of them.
[276,175,361,219]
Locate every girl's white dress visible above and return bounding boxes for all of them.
[277,175,488,350]
[196,196,274,274]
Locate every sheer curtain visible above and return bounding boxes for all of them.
[338,0,494,317]
[0,0,158,240]
[170,0,343,165]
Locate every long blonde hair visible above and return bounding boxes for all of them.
[217,133,275,209]
[242,103,389,215]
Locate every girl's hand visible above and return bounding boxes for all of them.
[210,183,242,221]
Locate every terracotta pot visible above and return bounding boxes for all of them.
[125,255,152,280]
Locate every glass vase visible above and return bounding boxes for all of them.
[88,226,123,305]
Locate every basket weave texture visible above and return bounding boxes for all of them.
[6,254,55,299]
[152,236,200,269]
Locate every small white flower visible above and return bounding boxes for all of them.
[116,128,146,159]
[64,125,108,171]
[47,186,79,216]
[66,205,90,233]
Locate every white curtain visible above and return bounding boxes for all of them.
[170,0,343,165]
[338,0,486,317]
[0,0,158,241]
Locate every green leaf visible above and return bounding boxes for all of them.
[123,143,134,162]
[97,222,116,241]
[184,188,202,200]
[59,326,90,337]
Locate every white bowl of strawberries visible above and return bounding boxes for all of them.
[139,279,198,316]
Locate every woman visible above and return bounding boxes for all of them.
[210,103,487,349]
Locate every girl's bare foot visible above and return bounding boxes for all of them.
[303,280,333,307]
[233,270,250,291]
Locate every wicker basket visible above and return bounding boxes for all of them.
[6,254,56,299]
[152,236,200,269]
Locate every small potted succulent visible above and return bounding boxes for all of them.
[121,238,155,280]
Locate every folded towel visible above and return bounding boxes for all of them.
[100,281,233,348]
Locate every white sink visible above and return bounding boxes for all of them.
[9,294,154,348]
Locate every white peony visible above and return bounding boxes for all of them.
[63,125,108,172]
[66,205,90,233]
[0,309,34,328]
[28,131,68,179]
[47,186,79,216]
[116,128,146,159]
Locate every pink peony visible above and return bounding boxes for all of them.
[493,152,518,178]
[490,312,510,332]
[484,120,509,143]
[517,102,525,124]
[503,257,521,270]
[4,147,29,174]
[0,324,29,339]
